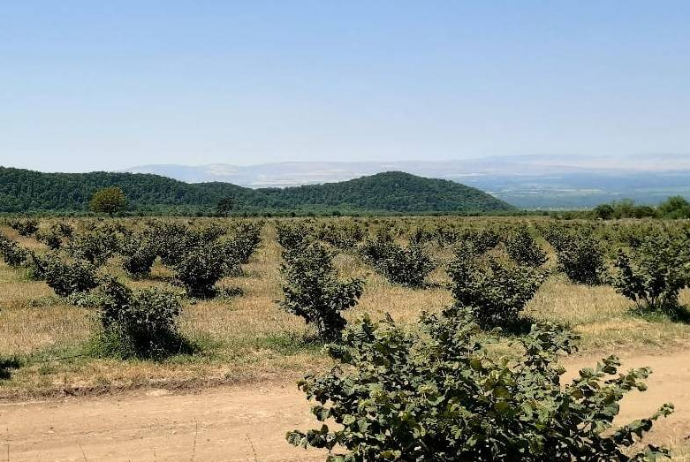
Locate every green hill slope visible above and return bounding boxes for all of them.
[0,167,513,214]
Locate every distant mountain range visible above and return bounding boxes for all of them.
[126,154,690,208]
[0,168,512,214]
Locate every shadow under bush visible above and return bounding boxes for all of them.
[88,328,197,361]
[0,356,21,380]
[255,332,325,356]
[630,303,690,325]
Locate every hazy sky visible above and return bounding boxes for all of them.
[1,1,689,172]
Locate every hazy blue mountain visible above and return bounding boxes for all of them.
[126,154,690,209]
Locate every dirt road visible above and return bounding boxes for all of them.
[1,349,689,462]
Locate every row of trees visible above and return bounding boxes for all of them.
[594,196,690,220]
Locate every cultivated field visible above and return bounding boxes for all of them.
[1,216,689,460]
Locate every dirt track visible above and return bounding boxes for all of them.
[1,349,689,462]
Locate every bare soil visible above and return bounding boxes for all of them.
[1,348,689,462]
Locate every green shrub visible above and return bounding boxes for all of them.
[461,228,501,253]
[658,196,690,219]
[505,227,547,268]
[149,222,227,267]
[37,227,63,250]
[315,222,365,249]
[67,226,121,265]
[613,234,690,312]
[174,243,228,297]
[8,218,39,237]
[361,234,435,288]
[276,223,312,250]
[55,222,74,238]
[280,241,364,341]
[594,203,616,220]
[120,233,158,279]
[223,221,263,265]
[0,233,29,267]
[149,222,193,266]
[556,233,607,285]
[435,226,500,251]
[359,229,394,264]
[447,246,544,328]
[288,309,673,461]
[40,254,99,297]
[96,279,186,359]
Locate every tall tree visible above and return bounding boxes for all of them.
[216,197,235,217]
[90,187,127,216]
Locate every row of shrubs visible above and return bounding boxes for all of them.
[0,220,264,358]
[273,220,688,459]
[277,222,681,459]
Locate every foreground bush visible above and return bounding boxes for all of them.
[613,234,690,313]
[96,279,187,359]
[447,244,544,329]
[280,241,364,341]
[288,308,673,461]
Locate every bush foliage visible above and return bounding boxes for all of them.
[280,240,364,341]
[97,279,186,358]
[447,244,545,328]
[554,232,607,285]
[613,234,690,312]
[288,308,673,461]
[360,231,435,288]
[505,227,547,268]
[38,254,99,297]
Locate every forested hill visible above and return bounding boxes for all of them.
[0,167,514,214]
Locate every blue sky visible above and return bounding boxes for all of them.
[1,1,689,172]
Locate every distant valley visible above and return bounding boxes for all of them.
[126,154,690,209]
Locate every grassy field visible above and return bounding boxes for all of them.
[1,216,689,457]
